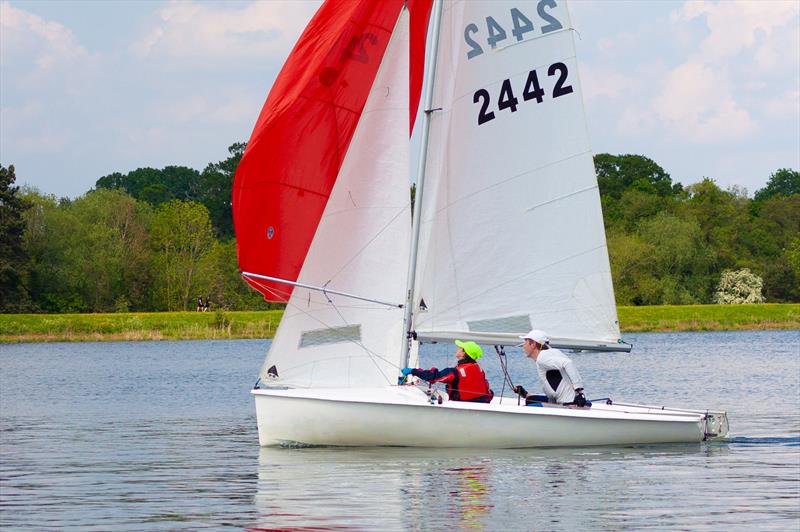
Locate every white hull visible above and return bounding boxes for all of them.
[252,386,729,448]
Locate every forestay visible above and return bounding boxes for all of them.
[257,10,412,388]
[413,0,623,348]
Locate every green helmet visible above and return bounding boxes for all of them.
[455,340,483,360]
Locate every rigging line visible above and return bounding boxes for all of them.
[286,302,401,311]
[524,302,616,318]
[494,27,574,54]
[292,93,408,119]
[330,303,405,310]
[418,150,594,222]
[322,203,408,219]
[284,302,402,312]
[423,244,608,320]
[495,345,520,406]
[242,272,403,308]
[249,279,403,312]
[523,184,598,213]
[254,281,401,385]
[249,276,392,310]
[326,204,411,284]
[232,179,330,197]
[410,378,497,399]
[320,286,399,387]
[497,347,506,404]
[325,280,350,327]
[248,279,295,302]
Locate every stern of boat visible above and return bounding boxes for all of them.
[704,411,729,440]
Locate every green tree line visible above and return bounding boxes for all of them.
[597,156,799,304]
[0,149,798,313]
[0,146,273,313]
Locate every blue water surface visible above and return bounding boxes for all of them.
[1,330,798,530]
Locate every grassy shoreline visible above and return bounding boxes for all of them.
[0,310,284,343]
[617,303,799,332]
[0,304,797,343]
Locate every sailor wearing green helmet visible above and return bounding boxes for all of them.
[400,340,494,403]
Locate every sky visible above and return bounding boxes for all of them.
[1,0,798,198]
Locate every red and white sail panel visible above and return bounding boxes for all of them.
[258,9,412,388]
[233,1,407,301]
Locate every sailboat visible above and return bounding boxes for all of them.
[232,0,729,447]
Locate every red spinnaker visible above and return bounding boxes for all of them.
[233,0,432,302]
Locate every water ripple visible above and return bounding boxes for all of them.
[2,334,799,530]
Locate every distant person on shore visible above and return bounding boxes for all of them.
[513,330,587,407]
[196,296,204,312]
[401,340,494,403]
[203,297,210,312]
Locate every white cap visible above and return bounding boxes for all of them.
[518,329,549,346]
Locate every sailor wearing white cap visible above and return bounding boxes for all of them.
[513,329,587,407]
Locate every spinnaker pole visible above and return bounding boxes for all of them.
[400,0,444,368]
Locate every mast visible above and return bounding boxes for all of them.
[400,0,444,368]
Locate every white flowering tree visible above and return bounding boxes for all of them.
[714,269,765,304]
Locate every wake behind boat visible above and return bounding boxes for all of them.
[233,0,729,448]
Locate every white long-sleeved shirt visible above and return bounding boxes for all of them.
[535,348,584,404]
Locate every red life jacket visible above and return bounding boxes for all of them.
[448,362,493,402]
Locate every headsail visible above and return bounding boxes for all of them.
[413,0,624,349]
[233,0,407,301]
[257,8,412,388]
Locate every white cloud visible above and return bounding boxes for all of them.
[763,88,800,120]
[671,0,800,64]
[165,94,211,123]
[632,0,800,143]
[0,2,101,159]
[652,61,756,142]
[130,0,320,61]
[597,30,639,55]
[578,62,633,102]
[0,1,94,81]
[618,104,656,137]
[208,90,264,125]
[0,100,71,154]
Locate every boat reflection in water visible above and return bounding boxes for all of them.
[252,443,732,530]
[447,464,493,529]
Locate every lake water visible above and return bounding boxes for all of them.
[1,331,798,530]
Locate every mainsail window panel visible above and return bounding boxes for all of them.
[299,325,362,348]
[467,315,532,333]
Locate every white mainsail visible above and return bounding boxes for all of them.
[412,0,622,349]
[258,10,411,388]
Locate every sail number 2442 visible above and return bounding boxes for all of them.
[474,63,573,126]
[464,2,570,126]
[464,1,564,59]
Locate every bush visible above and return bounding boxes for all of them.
[213,308,231,329]
[114,296,131,313]
[714,269,765,304]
